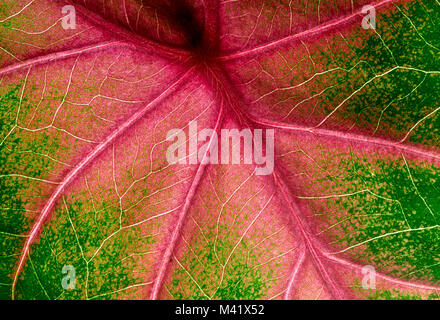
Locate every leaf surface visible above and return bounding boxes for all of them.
[1,0,440,300]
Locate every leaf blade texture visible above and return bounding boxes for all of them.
[1,0,440,300]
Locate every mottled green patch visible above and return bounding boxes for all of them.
[15,194,150,300]
[0,84,21,142]
[0,83,63,299]
[212,260,271,300]
[316,153,440,283]
[167,225,274,300]
[0,84,29,299]
[368,289,439,300]
[307,1,440,145]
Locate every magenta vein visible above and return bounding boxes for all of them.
[150,103,225,300]
[284,245,306,299]
[252,117,440,161]
[11,67,195,299]
[0,41,134,77]
[323,252,440,292]
[273,170,346,299]
[220,0,402,61]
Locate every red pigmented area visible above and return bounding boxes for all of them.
[1,0,439,300]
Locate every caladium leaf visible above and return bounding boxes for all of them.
[0,0,439,300]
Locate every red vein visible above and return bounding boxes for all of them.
[150,102,225,300]
[61,0,190,61]
[284,245,306,299]
[323,252,440,292]
[219,0,401,61]
[122,0,132,30]
[273,170,346,299]
[208,62,347,298]
[11,67,195,299]
[251,117,440,161]
[0,41,133,77]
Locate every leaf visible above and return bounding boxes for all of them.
[0,0,439,300]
